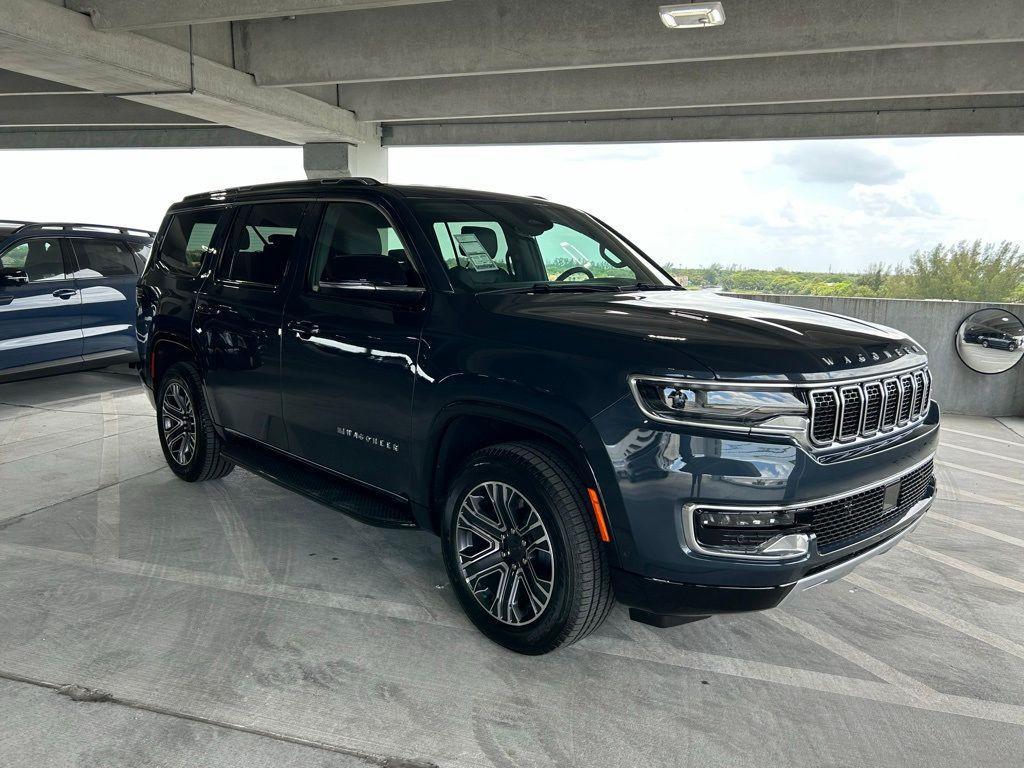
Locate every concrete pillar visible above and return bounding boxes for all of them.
[303,140,388,181]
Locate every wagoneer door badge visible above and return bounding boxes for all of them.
[337,427,400,453]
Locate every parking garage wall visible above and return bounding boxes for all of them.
[726,295,1024,417]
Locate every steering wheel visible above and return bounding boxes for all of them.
[555,266,594,281]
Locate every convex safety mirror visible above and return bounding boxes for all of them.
[955,308,1024,374]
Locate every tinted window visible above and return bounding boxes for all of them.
[220,203,305,287]
[310,202,419,290]
[70,239,138,277]
[128,241,152,272]
[0,238,66,282]
[158,209,223,275]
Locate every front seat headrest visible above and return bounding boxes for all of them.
[460,226,498,259]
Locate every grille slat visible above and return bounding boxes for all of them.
[810,366,930,450]
[863,382,883,434]
[839,387,863,440]
[809,460,934,551]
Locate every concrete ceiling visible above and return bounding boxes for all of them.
[0,0,1022,151]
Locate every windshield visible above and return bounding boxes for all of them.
[408,197,676,293]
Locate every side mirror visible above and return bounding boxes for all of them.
[0,267,28,286]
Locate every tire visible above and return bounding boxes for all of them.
[982,340,989,347]
[156,362,234,482]
[1010,343,1018,352]
[441,441,613,654]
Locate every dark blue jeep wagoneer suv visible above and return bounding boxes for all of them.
[136,179,938,654]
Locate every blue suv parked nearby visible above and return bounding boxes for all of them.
[0,221,154,383]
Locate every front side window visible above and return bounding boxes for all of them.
[70,239,138,278]
[309,202,420,291]
[219,203,306,287]
[409,198,673,293]
[0,238,66,282]
[158,209,223,275]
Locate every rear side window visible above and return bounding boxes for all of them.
[0,238,67,282]
[219,203,306,287]
[70,239,138,277]
[158,209,223,275]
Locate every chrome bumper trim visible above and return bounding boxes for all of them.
[778,491,934,604]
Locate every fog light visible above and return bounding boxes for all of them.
[699,509,795,528]
[659,3,726,28]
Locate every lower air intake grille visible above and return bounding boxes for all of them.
[806,460,934,552]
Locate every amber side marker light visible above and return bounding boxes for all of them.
[587,488,612,543]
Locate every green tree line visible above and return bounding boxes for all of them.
[668,241,1024,303]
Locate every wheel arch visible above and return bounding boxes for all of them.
[424,401,603,535]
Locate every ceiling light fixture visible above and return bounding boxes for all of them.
[659,2,726,28]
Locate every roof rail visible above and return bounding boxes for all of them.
[181,177,381,204]
[8,222,156,238]
[0,219,34,229]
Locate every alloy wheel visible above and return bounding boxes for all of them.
[162,381,197,466]
[455,481,555,626]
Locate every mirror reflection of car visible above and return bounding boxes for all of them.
[977,332,1018,351]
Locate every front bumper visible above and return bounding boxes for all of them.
[589,395,940,616]
[611,479,935,616]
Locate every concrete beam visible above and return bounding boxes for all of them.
[69,0,454,31]
[303,140,388,180]
[239,0,1024,86]
[340,43,1024,122]
[382,106,1024,145]
[0,127,286,149]
[0,95,211,127]
[0,0,373,145]
[0,69,84,96]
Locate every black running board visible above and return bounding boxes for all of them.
[222,436,417,529]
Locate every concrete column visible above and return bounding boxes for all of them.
[303,140,388,181]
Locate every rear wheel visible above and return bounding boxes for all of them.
[441,441,613,654]
[157,362,234,482]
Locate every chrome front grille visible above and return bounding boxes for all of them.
[809,366,931,449]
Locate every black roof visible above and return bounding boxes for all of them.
[172,177,554,211]
[0,222,155,241]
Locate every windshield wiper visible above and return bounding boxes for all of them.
[480,282,623,295]
[617,282,681,292]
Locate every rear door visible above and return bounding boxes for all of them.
[68,237,140,358]
[279,199,426,496]
[195,201,310,448]
[0,236,82,374]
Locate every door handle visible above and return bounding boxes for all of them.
[52,289,78,300]
[287,320,319,339]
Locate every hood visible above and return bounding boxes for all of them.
[480,289,925,382]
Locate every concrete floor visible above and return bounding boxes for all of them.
[1,369,1022,768]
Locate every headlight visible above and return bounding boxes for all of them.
[630,377,808,428]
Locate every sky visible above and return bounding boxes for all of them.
[2,136,1021,273]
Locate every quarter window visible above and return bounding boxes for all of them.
[310,202,419,290]
[0,238,66,282]
[158,209,223,275]
[70,239,138,277]
[220,203,306,287]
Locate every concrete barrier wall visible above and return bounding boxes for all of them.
[725,294,1024,417]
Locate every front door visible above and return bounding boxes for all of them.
[279,200,426,497]
[195,202,310,448]
[0,237,82,374]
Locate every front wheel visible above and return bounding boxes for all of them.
[157,362,234,482]
[441,442,613,654]
[982,340,989,347]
